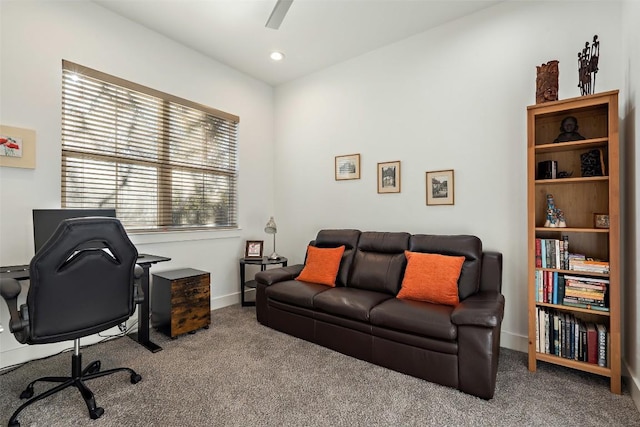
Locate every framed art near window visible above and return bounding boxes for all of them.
[335,154,361,180]
[426,169,454,205]
[245,240,264,259]
[377,161,401,193]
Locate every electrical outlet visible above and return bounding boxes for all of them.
[118,323,126,333]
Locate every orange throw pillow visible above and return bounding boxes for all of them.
[397,251,465,306]
[295,245,346,287]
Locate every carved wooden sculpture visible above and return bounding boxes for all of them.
[536,60,559,104]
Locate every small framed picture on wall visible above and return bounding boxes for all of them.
[377,161,401,193]
[245,240,264,259]
[335,153,361,180]
[426,169,455,205]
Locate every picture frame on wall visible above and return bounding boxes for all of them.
[377,161,401,193]
[245,240,264,259]
[0,125,36,169]
[335,153,361,180]
[426,169,455,205]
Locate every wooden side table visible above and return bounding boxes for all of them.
[240,257,287,307]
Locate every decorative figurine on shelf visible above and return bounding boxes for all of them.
[553,116,586,143]
[536,60,559,104]
[544,194,567,228]
[556,209,567,228]
[578,35,599,96]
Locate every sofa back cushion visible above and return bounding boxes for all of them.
[312,229,361,287]
[349,231,410,295]
[409,234,482,300]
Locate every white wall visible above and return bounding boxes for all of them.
[0,1,274,367]
[622,0,640,410]
[273,1,624,353]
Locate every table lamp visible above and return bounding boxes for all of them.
[264,216,279,260]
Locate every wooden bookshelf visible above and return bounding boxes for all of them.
[527,90,620,394]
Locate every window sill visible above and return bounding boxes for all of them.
[128,228,242,245]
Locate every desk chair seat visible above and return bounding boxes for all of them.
[0,217,145,427]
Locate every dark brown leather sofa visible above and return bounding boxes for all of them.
[254,230,505,399]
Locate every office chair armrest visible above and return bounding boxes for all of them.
[133,264,144,304]
[0,278,29,339]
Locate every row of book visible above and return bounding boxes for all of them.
[535,271,609,311]
[535,307,608,367]
[535,237,569,270]
[535,237,610,274]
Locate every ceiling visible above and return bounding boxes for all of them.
[92,0,502,86]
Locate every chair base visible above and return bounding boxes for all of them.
[8,346,141,427]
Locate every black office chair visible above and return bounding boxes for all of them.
[0,217,144,427]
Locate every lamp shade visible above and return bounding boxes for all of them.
[264,217,277,234]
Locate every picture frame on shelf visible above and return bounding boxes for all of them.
[335,153,361,180]
[377,161,400,193]
[245,240,264,259]
[594,213,610,229]
[426,169,455,205]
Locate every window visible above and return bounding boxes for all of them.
[61,60,239,231]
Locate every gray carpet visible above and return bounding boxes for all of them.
[1,304,639,427]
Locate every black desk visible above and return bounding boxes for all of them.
[239,257,287,307]
[0,253,170,353]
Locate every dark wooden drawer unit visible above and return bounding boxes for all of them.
[152,268,210,338]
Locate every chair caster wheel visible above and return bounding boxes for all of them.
[19,386,34,399]
[130,373,142,384]
[90,407,104,420]
[86,361,101,374]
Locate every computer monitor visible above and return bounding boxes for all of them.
[32,208,117,254]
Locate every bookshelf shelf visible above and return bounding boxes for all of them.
[535,302,610,317]
[535,176,609,184]
[527,90,620,394]
[536,352,611,377]
[534,227,609,234]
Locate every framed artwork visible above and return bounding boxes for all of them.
[426,169,455,205]
[335,153,361,180]
[377,161,401,193]
[0,125,36,169]
[594,213,609,229]
[245,240,264,259]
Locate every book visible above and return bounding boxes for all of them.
[597,323,607,367]
[562,235,569,270]
[535,308,540,353]
[535,238,542,268]
[537,160,558,179]
[586,322,598,364]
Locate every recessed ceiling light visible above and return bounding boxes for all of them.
[270,51,285,61]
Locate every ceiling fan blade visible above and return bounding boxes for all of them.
[265,0,294,30]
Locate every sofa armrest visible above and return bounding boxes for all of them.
[255,265,304,286]
[451,291,505,328]
[480,251,502,293]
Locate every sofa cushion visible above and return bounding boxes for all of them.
[349,231,410,295]
[370,298,457,341]
[296,245,345,287]
[397,251,464,306]
[409,235,482,300]
[314,287,392,322]
[313,229,361,287]
[266,280,331,309]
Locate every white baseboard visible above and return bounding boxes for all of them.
[500,329,528,353]
[624,359,640,412]
[1,293,244,370]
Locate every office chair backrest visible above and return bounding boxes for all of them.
[27,217,138,344]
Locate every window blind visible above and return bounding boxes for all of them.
[61,60,239,231]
